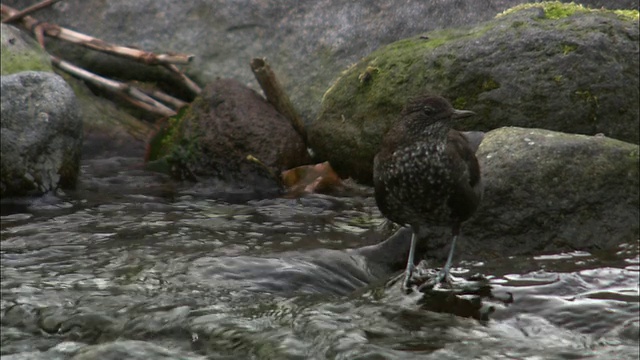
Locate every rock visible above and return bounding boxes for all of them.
[309,4,639,183]
[0,71,83,197]
[0,24,53,75]
[58,73,153,159]
[399,127,639,264]
[146,78,310,202]
[5,0,636,128]
[72,341,205,360]
[1,23,151,159]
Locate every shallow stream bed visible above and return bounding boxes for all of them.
[1,157,638,359]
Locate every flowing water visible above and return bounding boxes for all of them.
[1,157,638,359]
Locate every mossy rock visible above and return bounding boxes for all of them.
[309,2,639,184]
[1,24,53,75]
[145,79,310,201]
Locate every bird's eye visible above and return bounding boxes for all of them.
[422,105,435,114]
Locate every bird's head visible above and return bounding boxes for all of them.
[401,95,475,127]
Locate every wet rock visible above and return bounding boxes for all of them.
[413,127,637,263]
[0,71,83,197]
[147,78,309,202]
[356,127,638,270]
[71,340,205,360]
[309,4,639,183]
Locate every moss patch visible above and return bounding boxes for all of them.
[497,1,639,21]
[0,45,52,74]
[562,43,578,55]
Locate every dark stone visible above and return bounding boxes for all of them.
[146,78,310,202]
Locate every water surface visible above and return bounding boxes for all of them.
[1,157,638,359]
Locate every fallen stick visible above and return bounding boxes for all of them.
[1,3,201,118]
[1,0,60,24]
[140,87,189,110]
[1,4,194,66]
[250,58,307,143]
[163,63,202,95]
[51,56,177,117]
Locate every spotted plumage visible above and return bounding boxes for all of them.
[373,95,483,289]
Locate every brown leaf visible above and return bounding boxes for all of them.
[281,161,343,197]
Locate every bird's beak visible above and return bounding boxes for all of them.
[451,109,475,119]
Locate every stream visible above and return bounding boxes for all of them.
[1,156,638,359]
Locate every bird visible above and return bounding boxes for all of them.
[373,95,483,290]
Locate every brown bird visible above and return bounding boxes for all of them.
[373,95,483,289]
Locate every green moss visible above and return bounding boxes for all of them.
[482,78,500,91]
[323,25,493,111]
[452,97,467,109]
[553,75,564,85]
[562,43,578,55]
[574,90,599,123]
[575,90,598,105]
[144,104,196,174]
[0,44,53,75]
[358,66,380,84]
[497,2,586,19]
[497,1,639,21]
[613,9,640,21]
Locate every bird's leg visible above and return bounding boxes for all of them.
[436,223,460,284]
[403,231,418,289]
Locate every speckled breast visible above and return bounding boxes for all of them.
[373,141,457,227]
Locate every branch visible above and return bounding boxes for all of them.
[1,3,201,118]
[1,4,194,66]
[51,56,177,117]
[1,0,60,24]
[163,63,202,95]
[250,58,307,143]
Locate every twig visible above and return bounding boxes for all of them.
[250,58,307,143]
[40,22,194,65]
[51,56,176,117]
[1,0,60,24]
[1,4,194,66]
[163,63,202,95]
[140,88,189,110]
[1,3,201,117]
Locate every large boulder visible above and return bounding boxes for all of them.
[0,71,83,197]
[146,78,310,201]
[397,127,639,265]
[3,1,636,127]
[309,4,639,184]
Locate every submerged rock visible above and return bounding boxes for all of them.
[0,71,83,197]
[309,3,639,183]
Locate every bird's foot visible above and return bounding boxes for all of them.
[418,272,453,291]
[401,261,437,292]
[401,263,418,293]
[418,270,492,294]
